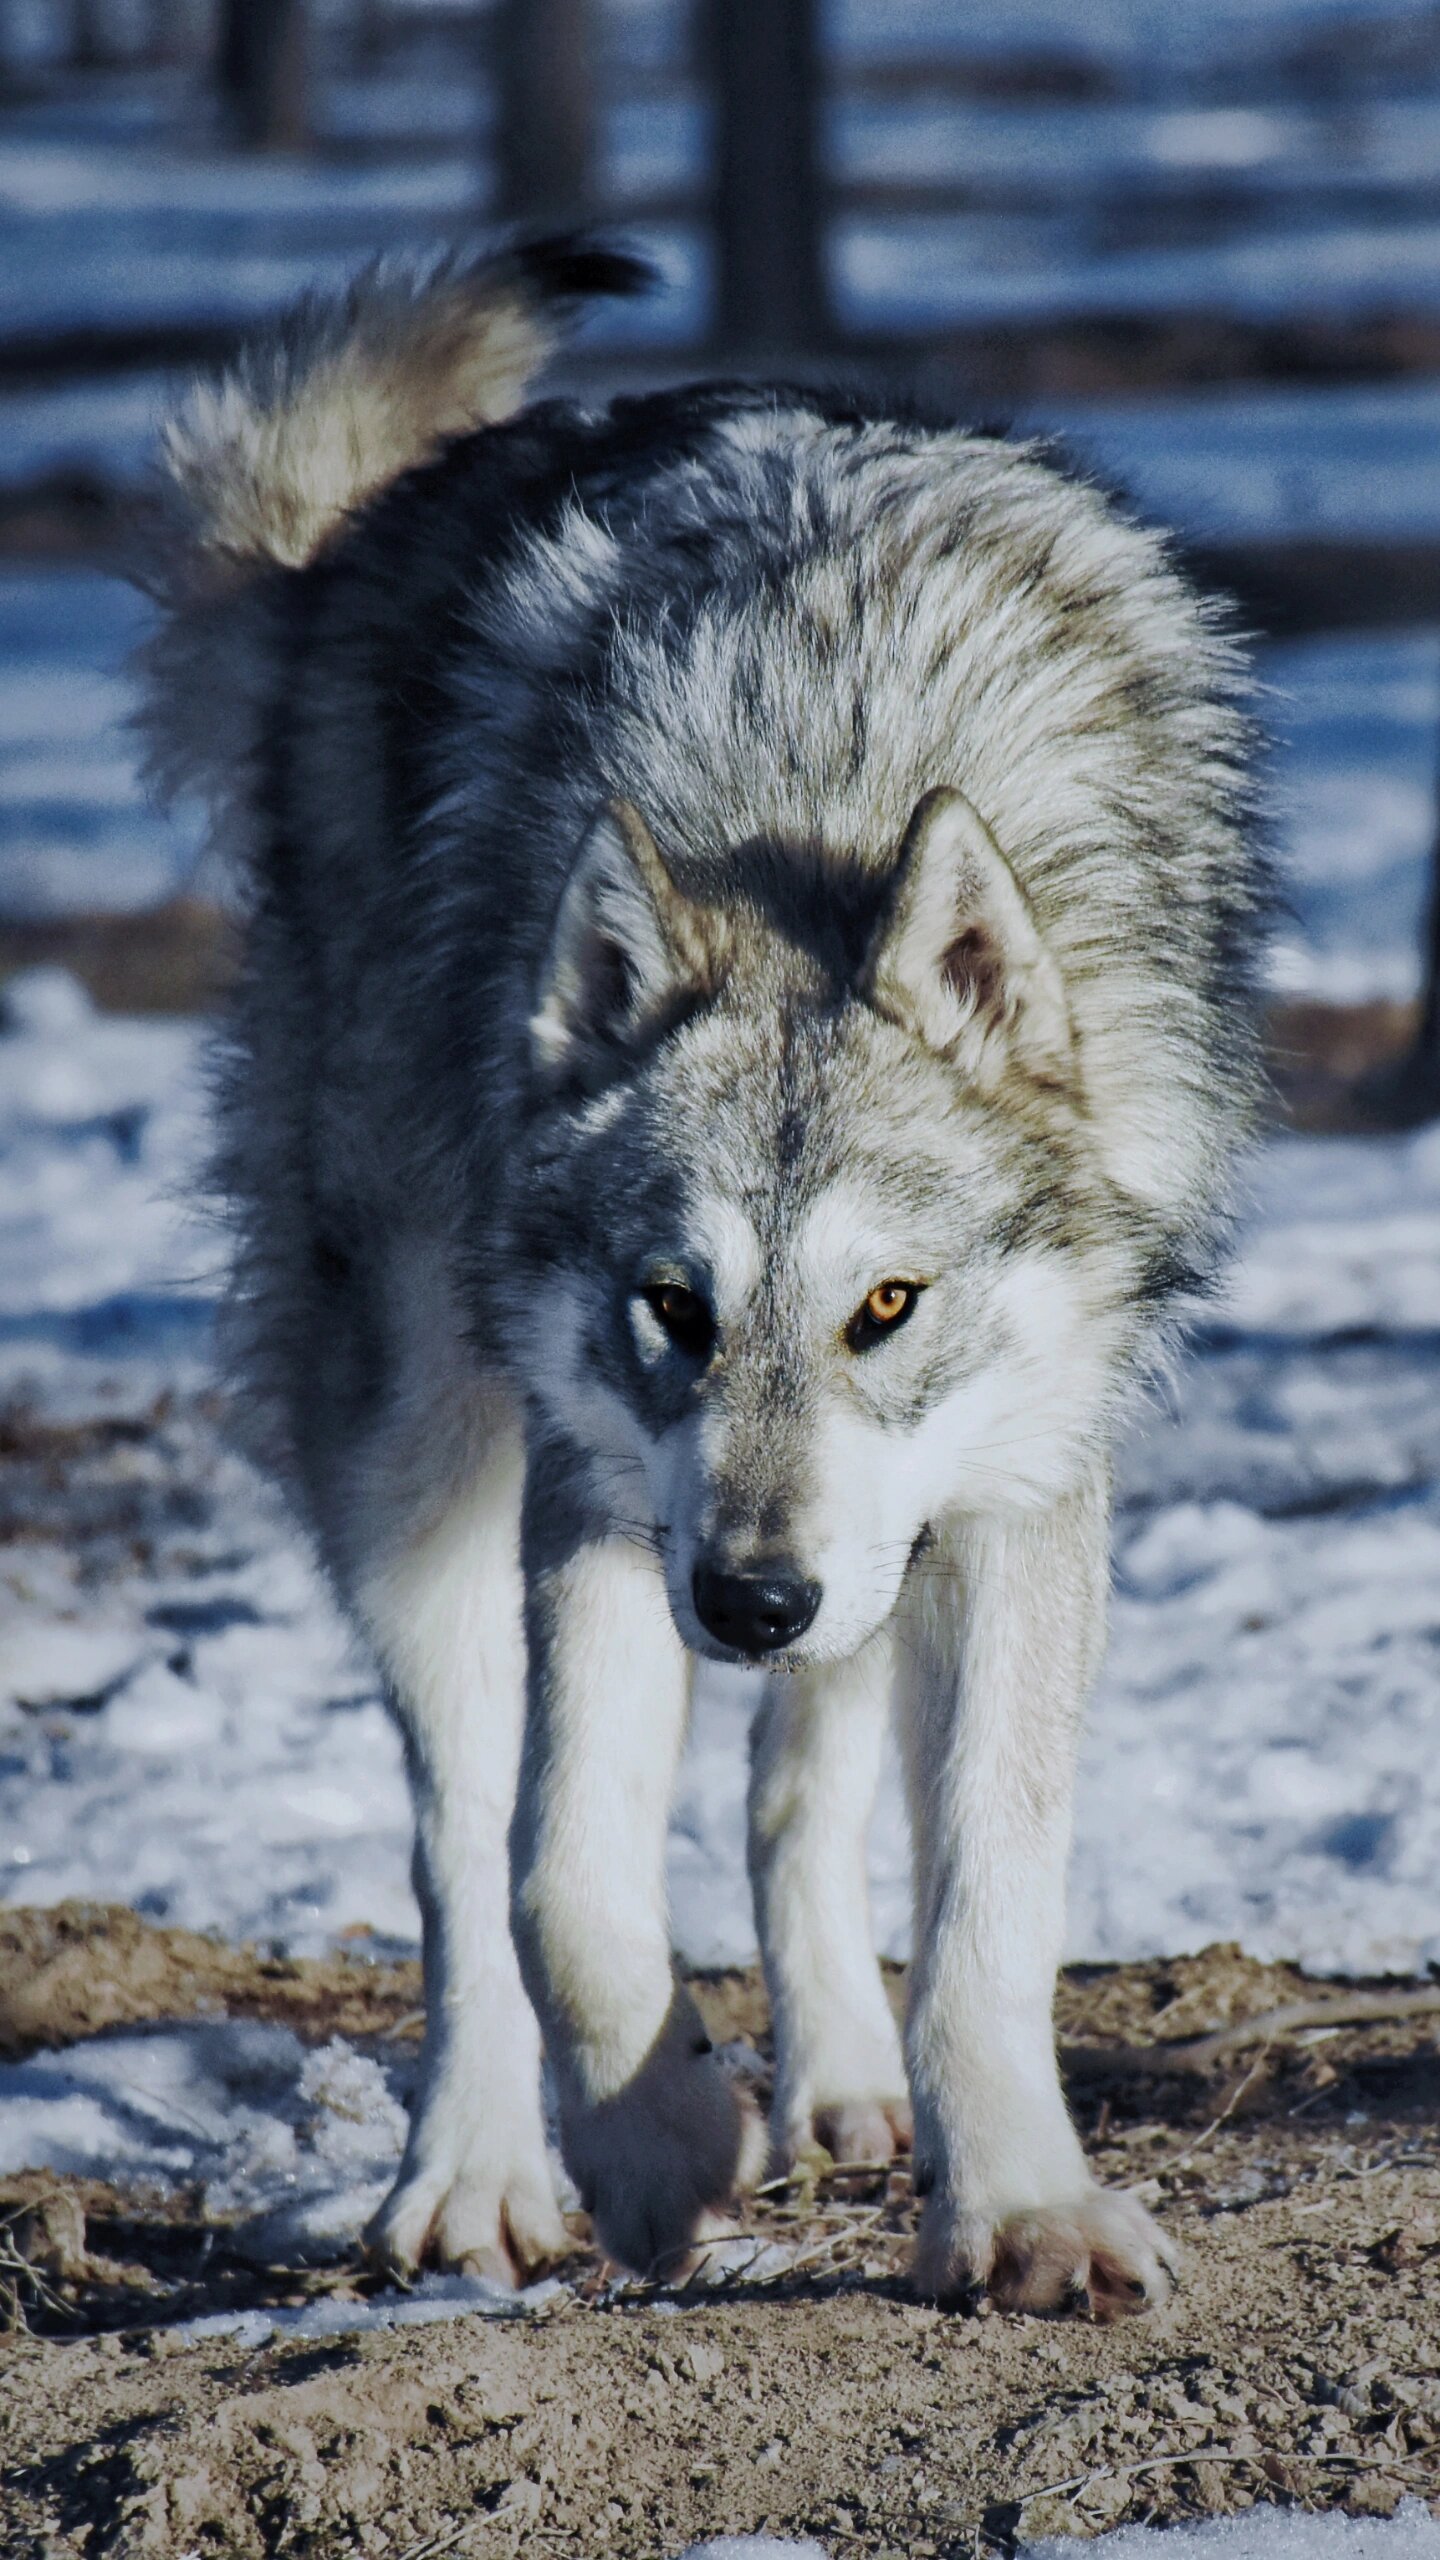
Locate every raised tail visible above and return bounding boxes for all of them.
[134,235,652,867]
[148,234,653,595]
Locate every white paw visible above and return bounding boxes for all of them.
[561,1993,767,2281]
[810,2094,913,2167]
[369,2125,569,2287]
[914,2182,1177,2321]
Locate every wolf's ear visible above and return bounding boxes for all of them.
[531,800,717,1078]
[865,788,1074,1090]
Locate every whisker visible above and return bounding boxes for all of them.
[609,1522,668,1553]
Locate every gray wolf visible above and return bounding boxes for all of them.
[138,238,1263,2316]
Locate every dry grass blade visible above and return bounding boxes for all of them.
[0,2221,74,2333]
[0,2185,99,2332]
[661,2198,901,2295]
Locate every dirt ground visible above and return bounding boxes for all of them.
[0,1909,1438,2558]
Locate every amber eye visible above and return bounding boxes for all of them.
[846,1280,923,1352]
[641,1282,715,1361]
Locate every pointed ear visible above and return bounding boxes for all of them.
[865,787,1075,1090]
[531,800,718,1079]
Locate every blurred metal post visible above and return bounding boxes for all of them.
[149,0,194,66]
[1401,791,1440,1117]
[705,0,828,356]
[72,0,114,66]
[1358,722,1440,1126]
[492,0,596,231]
[353,0,389,69]
[217,0,309,150]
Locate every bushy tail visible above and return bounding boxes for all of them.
[148,234,652,594]
[134,237,650,867]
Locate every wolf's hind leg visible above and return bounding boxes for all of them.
[359,1413,567,2284]
[748,1645,911,2169]
[895,1473,1174,2320]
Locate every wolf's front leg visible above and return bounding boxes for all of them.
[895,1472,1175,2320]
[512,1467,763,2278]
[749,1644,911,2168]
[359,1437,567,2285]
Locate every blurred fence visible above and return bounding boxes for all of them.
[13,0,1440,379]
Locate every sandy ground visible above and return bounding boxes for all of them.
[0,1910,1438,2557]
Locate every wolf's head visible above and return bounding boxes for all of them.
[507,795,1146,1667]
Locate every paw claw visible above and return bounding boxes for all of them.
[454,2244,521,2292]
[915,2185,1175,2321]
[368,2154,568,2284]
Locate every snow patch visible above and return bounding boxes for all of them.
[676,2542,832,2560]
[676,2526,1440,2560]
[1022,2507,1440,2560]
[165,2271,564,2353]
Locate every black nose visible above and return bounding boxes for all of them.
[691,1561,821,1654]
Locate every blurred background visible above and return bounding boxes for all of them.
[1,0,1440,1119]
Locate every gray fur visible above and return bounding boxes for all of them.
[137,243,1264,2306]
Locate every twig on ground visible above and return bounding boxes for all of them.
[0,2201,82,2332]
[1030,2447,1432,2509]
[1065,1985,1440,2082]
[395,2524,474,2560]
[396,2503,529,2560]
[1158,2052,1270,2175]
[754,2156,896,2200]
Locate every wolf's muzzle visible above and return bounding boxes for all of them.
[691,1561,821,1655]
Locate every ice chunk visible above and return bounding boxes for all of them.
[0,2022,414,2259]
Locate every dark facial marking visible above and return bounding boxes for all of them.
[641,1280,716,1363]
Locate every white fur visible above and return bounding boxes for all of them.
[895,1473,1172,2309]
[643,1231,1125,1666]
[355,1387,566,2284]
[511,1532,766,2273]
[748,1638,909,2163]
[788,1183,920,1309]
[684,1197,766,1324]
[514,1533,689,2100]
